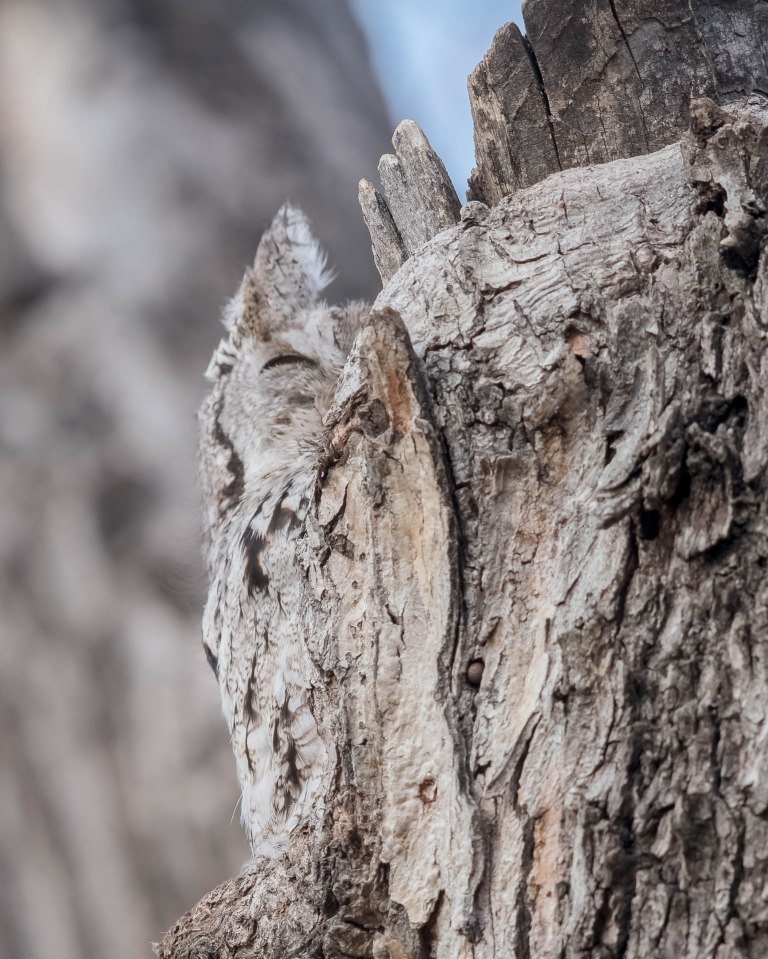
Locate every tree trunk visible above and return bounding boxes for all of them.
[158,3,768,957]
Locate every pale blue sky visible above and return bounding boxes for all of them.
[352,1,525,195]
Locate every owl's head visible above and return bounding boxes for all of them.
[199,205,369,532]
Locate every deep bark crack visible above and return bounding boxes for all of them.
[521,33,563,171]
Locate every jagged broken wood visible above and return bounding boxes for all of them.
[357,179,406,285]
[361,0,768,283]
[360,119,461,284]
[467,21,561,205]
[470,0,768,207]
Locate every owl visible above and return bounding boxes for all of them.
[198,204,368,855]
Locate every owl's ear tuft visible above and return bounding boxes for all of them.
[254,204,334,322]
[222,205,335,342]
[262,204,334,297]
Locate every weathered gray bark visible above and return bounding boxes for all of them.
[159,4,768,958]
[468,0,768,206]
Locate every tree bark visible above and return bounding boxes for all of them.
[159,3,768,957]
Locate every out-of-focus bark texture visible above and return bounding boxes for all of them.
[0,2,391,957]
[160,3,768,957]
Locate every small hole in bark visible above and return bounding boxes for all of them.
[669,464,692,509]
[722,235,761,276]
[639,509,661,541]
[323,888,340,916]
[702,185,726,217]
[729,394,749,430]
[467,659,485,687]
[419,778,438,804]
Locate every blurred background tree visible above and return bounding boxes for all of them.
[0,1,389,957]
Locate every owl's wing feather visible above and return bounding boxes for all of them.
[198,205,368,853]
